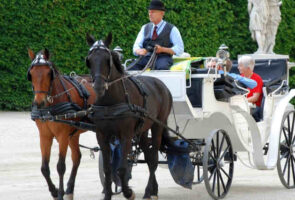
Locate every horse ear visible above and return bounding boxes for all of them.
[86,33,96,46]
[104,32,112,48]
[28,48,35,61]
[44,48,50,60]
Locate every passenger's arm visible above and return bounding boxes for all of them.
[248,93,260,103]
[228,73,257,89]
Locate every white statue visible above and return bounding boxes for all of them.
[248,0,269,54]
[265,0,282,54]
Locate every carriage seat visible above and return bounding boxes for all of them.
[230,59,288,95]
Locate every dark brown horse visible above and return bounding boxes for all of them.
[85,33,173,200]
[27,49,96,200]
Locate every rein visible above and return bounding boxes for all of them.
[89,41,157,90]
[105,47,157,89]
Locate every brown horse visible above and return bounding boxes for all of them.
[85,33,173,200]
[27,49,96,200]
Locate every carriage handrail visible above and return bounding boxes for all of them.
[233,79,250,96]
[270,79,287,96]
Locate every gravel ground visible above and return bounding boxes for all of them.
[0,112,294,200]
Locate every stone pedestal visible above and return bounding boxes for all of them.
[238,54,289,60]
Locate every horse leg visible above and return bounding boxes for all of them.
[56,135,69,200]
[139,132,154,200]
[64,134,81,200]
[118,137,135,200]
[96,132,113,200]
[40,134,58,199]
[143,125,164,200]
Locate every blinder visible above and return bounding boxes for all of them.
[27,53,55,82]
[87,40,114,85]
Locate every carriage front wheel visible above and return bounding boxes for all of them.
[203,129,234,200]
[277,110,295,189]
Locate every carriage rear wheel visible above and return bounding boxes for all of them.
[277,110,295,189]
[203,129,234,200]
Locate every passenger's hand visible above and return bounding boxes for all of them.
[136,48,148,56]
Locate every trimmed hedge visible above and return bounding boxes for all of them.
[0,0,294,110]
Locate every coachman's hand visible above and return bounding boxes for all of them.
[136,48,148,56]
[155,45,162,54]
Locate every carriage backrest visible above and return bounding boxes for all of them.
[230,59,288,86]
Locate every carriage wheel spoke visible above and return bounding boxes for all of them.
[283,155,290,176]
[291,155,295,185]
[283,128,290,146]
[220,167,231,180]
[216,131,220,157]
[218,135,225,158]
[219,145,230,161]
[288,155,292,185]
[209,168,217,181]
[291,113,295,140]
[209,151,217,162]
[287,115,291,141]
[212,169,217,193]
[280,151,289,161]
[211,140,217,158]
[217,168,220,197]
[218,169,227,193]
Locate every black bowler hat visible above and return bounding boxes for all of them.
[148,0,165,11]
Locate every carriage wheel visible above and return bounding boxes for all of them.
[190,141,204,184]
[277,110,295,189]
[203,129,234,199]
[98,151,122,194]
[191,155,204,184]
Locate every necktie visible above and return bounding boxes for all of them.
[152,26,158,40]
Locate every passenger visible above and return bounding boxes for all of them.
[131,0,184,70]
[238,55,263,121]
[206,58,257,89]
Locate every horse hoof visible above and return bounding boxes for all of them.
[64,194,73,200]
[128,191,135,200]
[151,196,158,200]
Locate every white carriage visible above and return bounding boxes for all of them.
[139,55,295,199]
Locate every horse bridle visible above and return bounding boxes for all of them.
[27,53,55,94]
[87,40,115,90]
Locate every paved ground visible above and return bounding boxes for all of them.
[0,112,294,200]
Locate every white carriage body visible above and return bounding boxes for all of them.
[138,59,295,170]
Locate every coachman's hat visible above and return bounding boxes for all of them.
[148,0,165,11]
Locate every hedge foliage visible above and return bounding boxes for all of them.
[0,0,295,110]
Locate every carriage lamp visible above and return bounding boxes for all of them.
[216,44,230,73]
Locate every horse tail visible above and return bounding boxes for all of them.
[160,128,174,151]
[161,128,190,154]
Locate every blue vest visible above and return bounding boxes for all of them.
[143,22,174,56]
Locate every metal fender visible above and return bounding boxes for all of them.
[267,89,295,168]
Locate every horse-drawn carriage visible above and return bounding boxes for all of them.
[27,34,295,200]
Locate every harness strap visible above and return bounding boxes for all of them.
[58,76,73,103]
[63,75,90,109]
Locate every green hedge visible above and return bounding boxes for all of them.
[0,0,294,110]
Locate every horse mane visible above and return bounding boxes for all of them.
[111,50,125,75]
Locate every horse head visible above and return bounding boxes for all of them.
[27,48,56,108]
[86,33,123,100]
